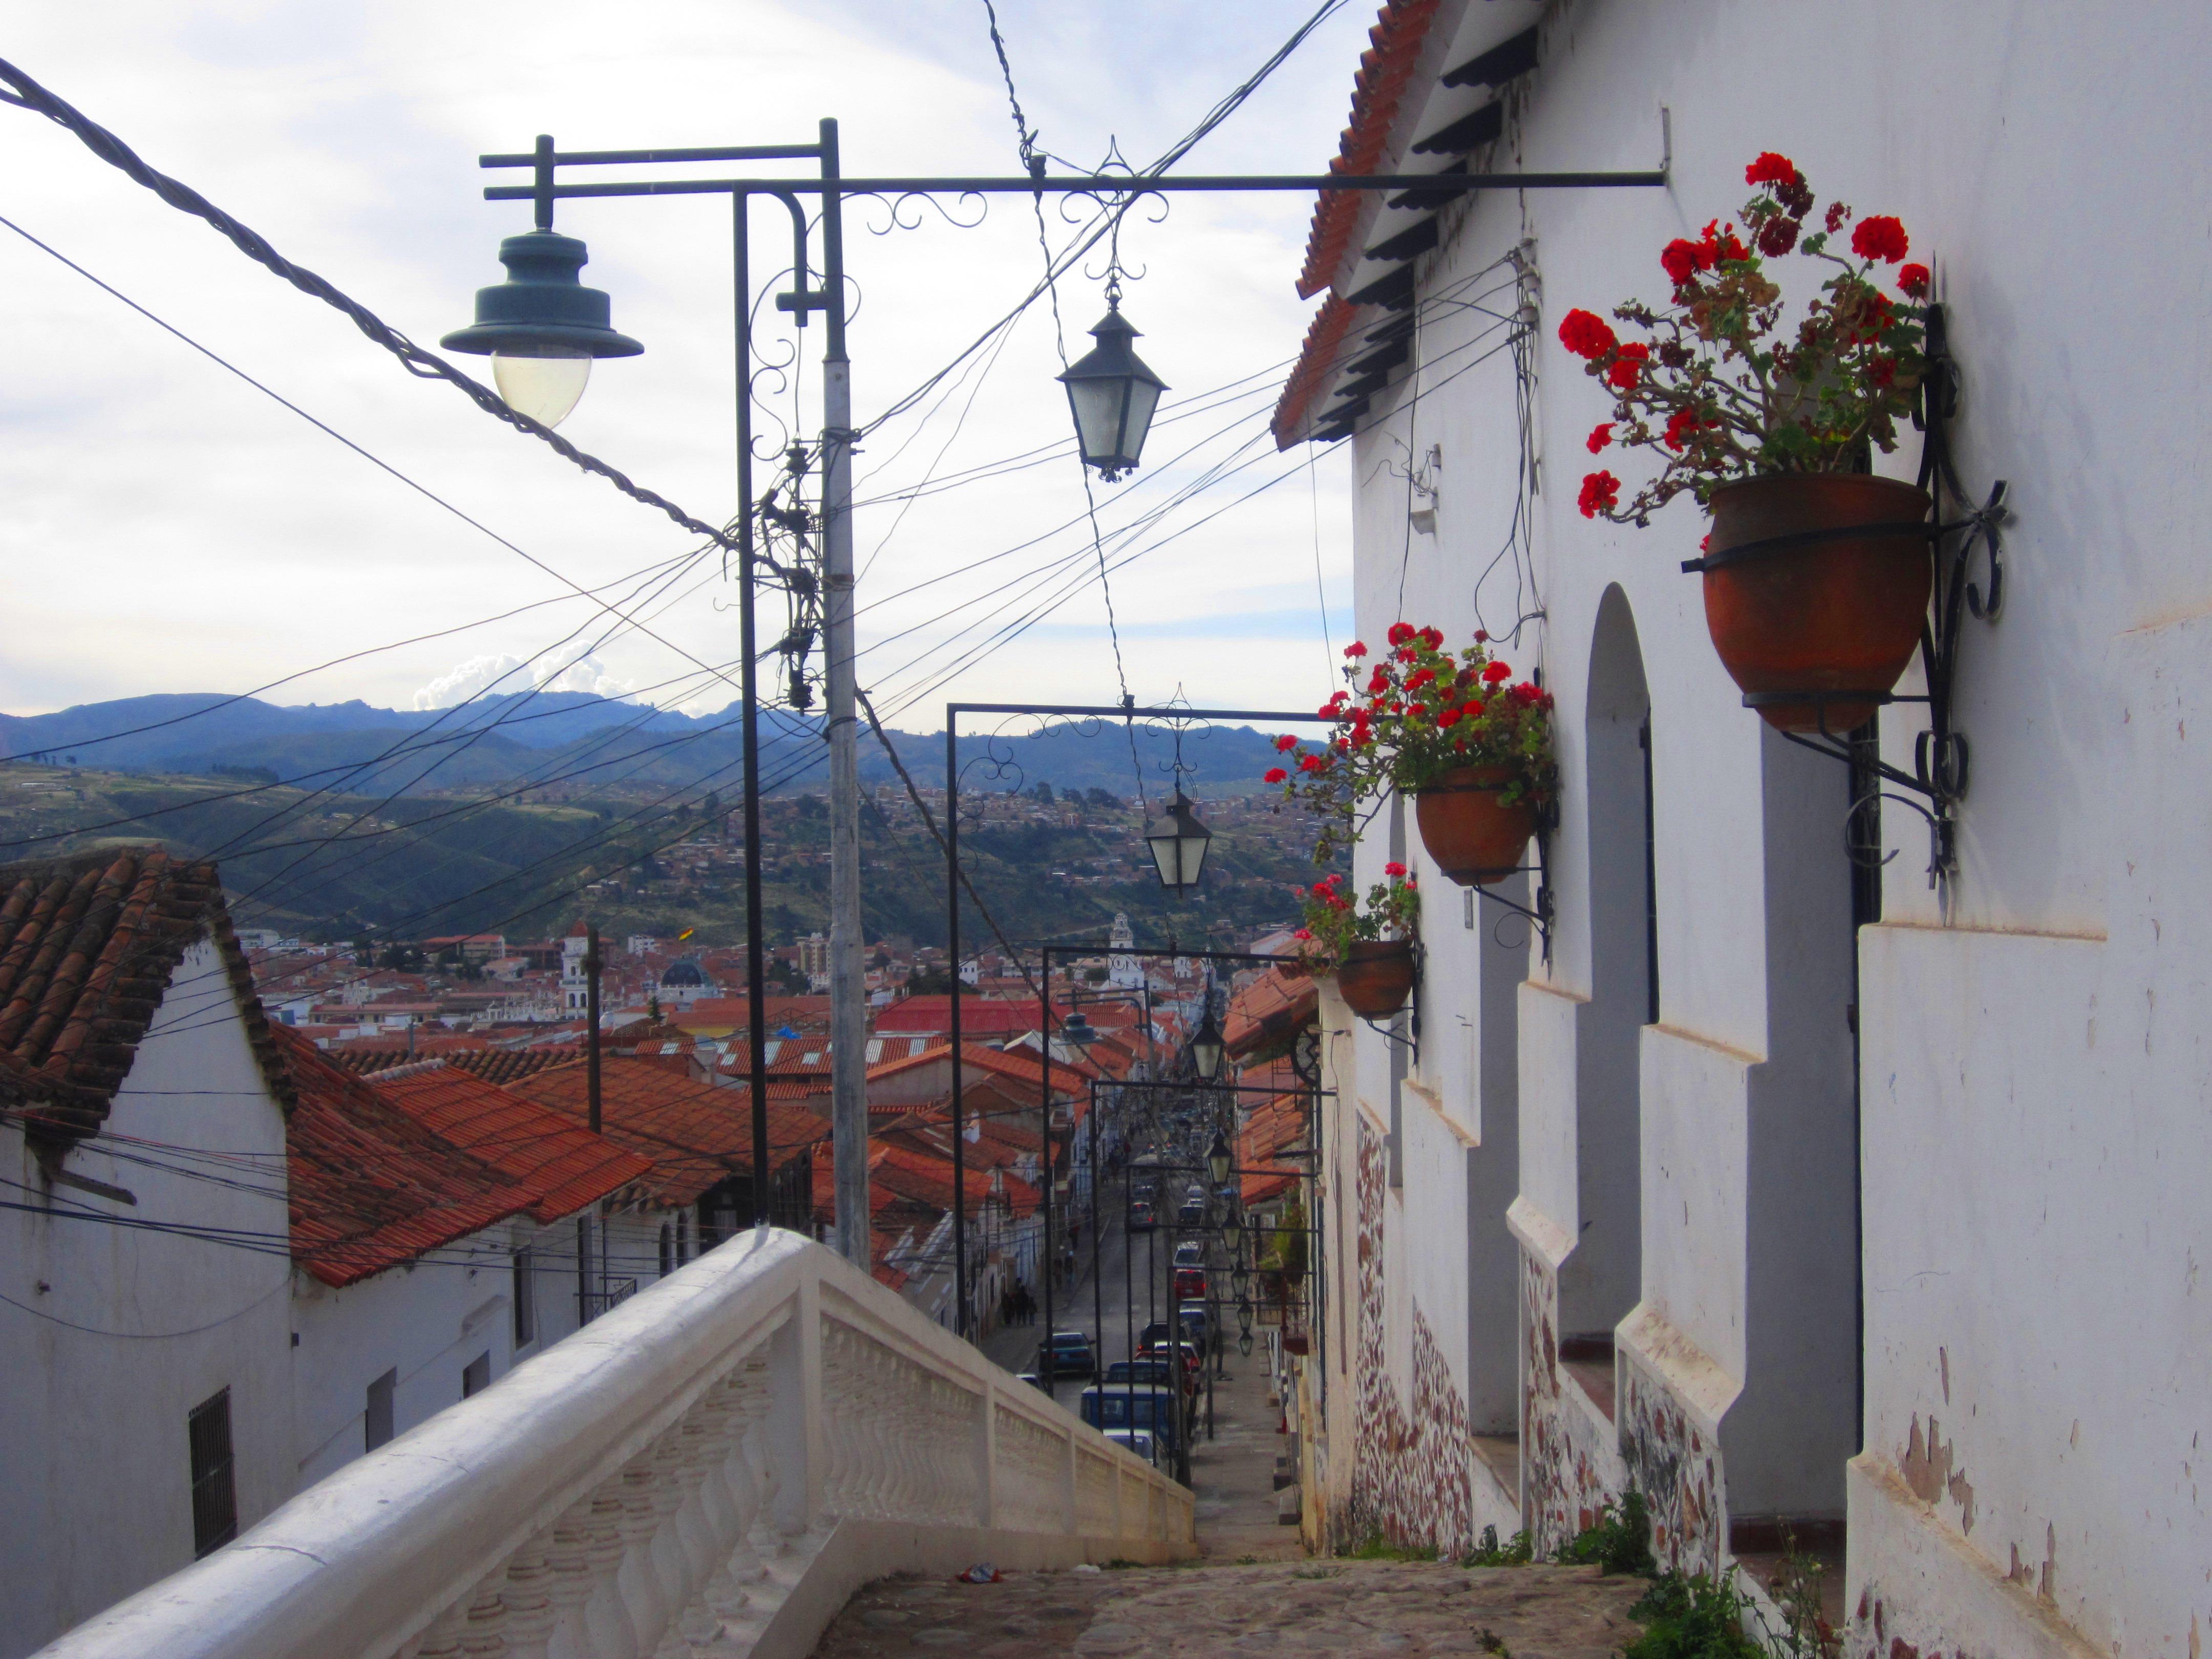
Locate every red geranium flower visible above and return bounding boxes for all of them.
[1273,733,1299,752]
[1473,629,1489,643]
[1366,668,1390,693]
[1263,767,1287,784]
[1436,706,1462,728]
[1387,622,1416,646]
[1606,342,1650,391]
[1418,626,1443,649]
[1660,238,1703,286]
[1578,471,1621,518]
[1852,215,1909,263]
[1756,216,1798,257]
[1745,151,1800,188]
[1558,308,1618,360]
[1825,201,1850,233]
[1298,754,1323,773]
[1897,263,1931,297]
[1482,661,1513,685]
[1384,862,1406,877]
[1663,407,1707,451]
[1344,640,1367,657]
[1586,422,1614,454]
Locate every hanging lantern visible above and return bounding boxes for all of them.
[1057,302,1166,480]
[1144,789,1212,891]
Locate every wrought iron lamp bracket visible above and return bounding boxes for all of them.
[1708,305,2007,885]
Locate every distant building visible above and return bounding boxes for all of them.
[559,920,591,1014]
[652,955,716,1011]
[1107,912,1142,990]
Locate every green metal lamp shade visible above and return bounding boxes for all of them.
[441,230,643,360]
[1057,304,1166,481]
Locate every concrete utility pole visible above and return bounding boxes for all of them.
[821,120,869,1270]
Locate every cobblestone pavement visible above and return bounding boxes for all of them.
[805,1560,1647,1658]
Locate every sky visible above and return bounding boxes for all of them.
[0,1,1366,732]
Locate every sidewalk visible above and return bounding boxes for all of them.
[1187,1347,1306,1561]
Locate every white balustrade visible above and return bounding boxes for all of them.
[35,1229,1193,1659]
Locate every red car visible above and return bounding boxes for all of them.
[1173,1267,1206,1302]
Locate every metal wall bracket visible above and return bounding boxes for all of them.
[1710,305,2007,885]
[1457,814,1556,962]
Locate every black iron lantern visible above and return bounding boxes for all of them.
[1060,1010,1097,1050]
[1191,1010,1225,1083]
[443,229,643,428]
[1207,1130,1232,1188]
[1144,789,1211,891]
[1056,302,1166,481]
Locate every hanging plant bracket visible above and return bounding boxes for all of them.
[1681,304,2007,882]
[1459,813,1555,963]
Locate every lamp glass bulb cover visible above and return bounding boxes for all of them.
[1143,791,1212,890]
[492,348,591,428]
[1238,1331,1254,1357]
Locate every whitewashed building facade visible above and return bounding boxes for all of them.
[1273,4,2211,1655]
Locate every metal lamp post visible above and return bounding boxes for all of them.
[448,126,856,1246]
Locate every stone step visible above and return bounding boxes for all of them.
[808,1558,1646,1658]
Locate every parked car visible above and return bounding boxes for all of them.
[1172,1241,1206,1269]
[1173,1267,1206,1301]
[1104,1427,1160,1467]
[1177,1303,1210,1353]
[1016,1372,1048,1393]
[1128,1199,1156,1232]
[1177,1198,1207,1227]
[1104,1358,1187,1398]
[1039,1330,1096,1379]
[1139,1339,1203,1387]
[1080,1384,1182,1454]
[1138,1320,1176,1352]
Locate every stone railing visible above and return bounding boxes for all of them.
[38,1229,1193,1659]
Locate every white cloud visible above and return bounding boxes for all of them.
[413,650,634,709]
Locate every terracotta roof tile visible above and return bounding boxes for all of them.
[0,847,292,1137]
[1294,0,1450,300]
[504,1056,824,1208]
[371,1065,654,1223]
[327,1044,585,1087]
[279,1027,542,1289]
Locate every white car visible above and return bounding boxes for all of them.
[1105,1428,1160,1467]
[1173,1241,1206,1269]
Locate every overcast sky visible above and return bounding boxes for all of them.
[0,1,1364,731]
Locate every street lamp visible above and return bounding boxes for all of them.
[1206,1130,1232,1188]
[1143,788,1212,890]
[1057,301,1166,481]
[1060,1010,1098,1051]
[1190,1009,1225,1083]
[441,227,642,428]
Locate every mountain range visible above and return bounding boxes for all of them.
[0,691,1296,800]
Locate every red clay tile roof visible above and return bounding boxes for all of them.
[0,847,292,1137]
[371,1065,654,1223]
[505,1056,824,1208]
[1224,966,1320,1062]
[1271,293,1361,448]
[1295,0,1449,298]
[279,1027,543,1289]
[872,995,1062,1036]
[327,1044,584,1086]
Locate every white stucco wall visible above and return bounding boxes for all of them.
[1310,0,2209,1644]
[0,942,292,1658]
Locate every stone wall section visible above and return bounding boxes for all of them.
[1619,1352,1724,1577]
[1518,1249,1624,1555]
[1347,1115,1480,1556]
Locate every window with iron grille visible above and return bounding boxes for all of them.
[512,1246,535,1348]
[186,1388,237,1558]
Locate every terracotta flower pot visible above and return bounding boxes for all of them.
[1701,473,1933,733]
[1415,765,1536,886]
[1333,940,1414,1018]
